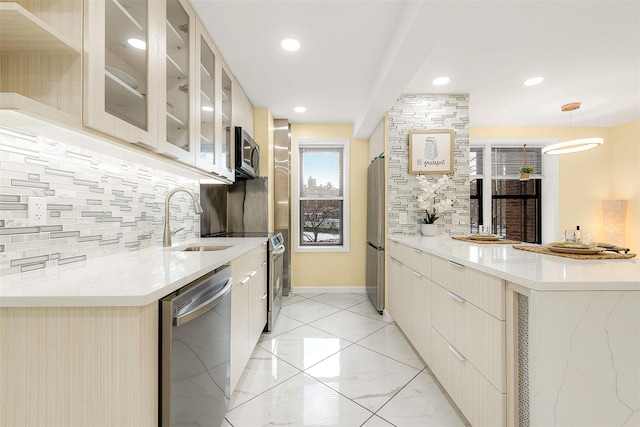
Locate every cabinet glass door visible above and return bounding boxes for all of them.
[220,68,233,179]
[197,34,215,170]
[165,0,190,154]
[105,0,148,130]
[84,0,160,148]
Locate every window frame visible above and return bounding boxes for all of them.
[293,137,350,253]
[470,138,559,243]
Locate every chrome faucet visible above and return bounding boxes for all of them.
[163,187,204,247]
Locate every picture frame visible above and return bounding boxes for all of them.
[408,129,454,174]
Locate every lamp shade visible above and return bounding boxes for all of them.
[602,200,628,246]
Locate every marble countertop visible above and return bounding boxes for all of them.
[0,237,268,307]
[388,235,640,291]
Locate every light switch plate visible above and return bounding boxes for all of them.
[28,196,47,226]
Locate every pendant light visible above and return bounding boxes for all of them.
[542,103,604,155]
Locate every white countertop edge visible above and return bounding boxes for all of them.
[0,237,268,308]
[388,235,640,292]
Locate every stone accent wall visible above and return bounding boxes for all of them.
[0,128,200,276]
[387,94,470,235]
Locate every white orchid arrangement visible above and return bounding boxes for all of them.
[416,174,454,224]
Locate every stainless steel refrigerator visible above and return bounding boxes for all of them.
[366,156,385,313]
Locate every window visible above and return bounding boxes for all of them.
[470,139,559,243]
[294,138,350,252]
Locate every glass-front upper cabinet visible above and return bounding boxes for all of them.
[84,0,161,149]
[195,26,216,172]
[218,67,234,180]
[159,0,195,164]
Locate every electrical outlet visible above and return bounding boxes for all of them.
[399,212,408,225]
[28,196,47,226]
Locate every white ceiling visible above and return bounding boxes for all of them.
[190,0,640,139]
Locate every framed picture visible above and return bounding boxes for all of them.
[408,129,454,174]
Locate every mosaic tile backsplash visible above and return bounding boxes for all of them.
[387,93,470,235]
[0,128,201,276]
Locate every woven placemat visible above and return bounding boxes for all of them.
[452,236,522,244]
[512,245,636,260]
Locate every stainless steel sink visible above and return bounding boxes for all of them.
[178,245,232,252]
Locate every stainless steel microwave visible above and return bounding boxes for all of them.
[235,127,260,179]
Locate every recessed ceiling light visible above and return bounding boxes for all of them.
[281,38,300,52]
[524,76,544,86]
[127,38,146,50]
[294,106,306,113]
[201,106,214,112]
[432,76,450,86]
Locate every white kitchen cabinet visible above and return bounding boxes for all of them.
[83,0,162,149]
[0,1,83,127]
[387,242,433,366]
[429,255,506,426]
[388,240,507,426]
[157,0,196,164]
[193,18,235,180]
[230,242,268,391]
[0,304,159,426]
[218,66,234,180]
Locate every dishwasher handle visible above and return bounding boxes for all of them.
[174,278,232,327]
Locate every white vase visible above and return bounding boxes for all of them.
[421,223,437,236]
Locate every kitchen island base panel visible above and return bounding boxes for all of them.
[0,304,158,427]
[529,289,640,427]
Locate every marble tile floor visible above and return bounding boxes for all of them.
[223,292,469,427]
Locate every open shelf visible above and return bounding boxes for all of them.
[0,3,81,53]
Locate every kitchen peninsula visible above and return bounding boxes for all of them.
[0,237,267,426]
[387,235,639,427]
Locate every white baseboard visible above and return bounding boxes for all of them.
[291,286,366,294]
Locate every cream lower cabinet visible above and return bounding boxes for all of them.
[0,304,159,426]
[388,240,507,427]
[230,242,268,391]
[387,240,433,366]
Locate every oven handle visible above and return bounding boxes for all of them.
[272,245,286,256]
[174,278,233,327]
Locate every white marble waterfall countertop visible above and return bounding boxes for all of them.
[389,235,640,291]
[0,237,267,307]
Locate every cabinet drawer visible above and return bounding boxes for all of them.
[387,240,432,279]
[432,256,505,320]
[432,283,505,391]
[431,330,506,427]
[232,243,267,286]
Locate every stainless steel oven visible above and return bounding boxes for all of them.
[160,265,232,427]
[266,233,285,332]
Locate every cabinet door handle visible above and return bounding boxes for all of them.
[448,292,465,303]
[412,271,422,278]
[448,260,464,268]
[261,293,268,300]
[262,261,267,266]
[449,345,466,362]
[241,276,251,284]
[249,270,257,277]
[413,248,422,253]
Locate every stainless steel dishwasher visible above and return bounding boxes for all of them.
[160,265,232,427]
